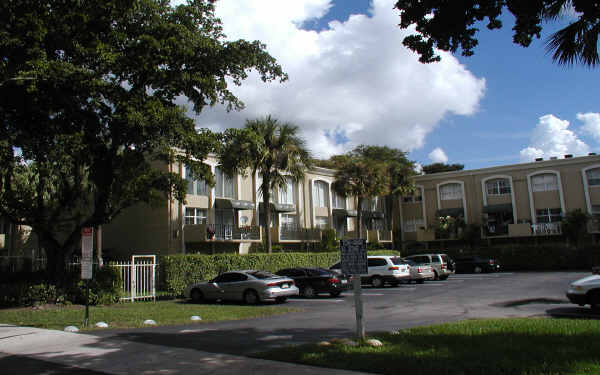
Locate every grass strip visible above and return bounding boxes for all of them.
[0,300,297,331]
[254,318,600,375]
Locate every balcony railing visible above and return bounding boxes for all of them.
[484,224,509,237]
[532,222,562,235]
[279,225,321,241]
[211,224,260,241]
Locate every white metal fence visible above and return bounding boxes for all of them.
[111,255,156,302]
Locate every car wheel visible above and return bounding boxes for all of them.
[190,289,204,303]
[433,271,439,281]
[474,266,483,273]
[588,290,600,309]
[371,276,384,288]
[275,296,287,304]
[302,286,316,298]
[244,289,260,305]
[417,279,425,284]
[439,275,449,280]
[330,291,341,297]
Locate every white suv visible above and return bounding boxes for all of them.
[330,255,411,288]
[567,274,600,308]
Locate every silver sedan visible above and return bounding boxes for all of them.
[184,270,299,304]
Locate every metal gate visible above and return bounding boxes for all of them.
[112,255,156,302]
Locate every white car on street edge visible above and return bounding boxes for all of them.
[566,274,600,308]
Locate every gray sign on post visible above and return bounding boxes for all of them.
[340,239,367,276]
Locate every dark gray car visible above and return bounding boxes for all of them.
[404,253,454,280]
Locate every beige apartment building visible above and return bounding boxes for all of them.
[102,155,393,258]
[399,153,600,246]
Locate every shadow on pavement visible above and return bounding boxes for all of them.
[0,353,109,374]
[546,306,600,319]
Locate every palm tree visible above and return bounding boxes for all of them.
[218,115,312,253]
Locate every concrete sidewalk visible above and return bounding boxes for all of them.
[0,324,372,375]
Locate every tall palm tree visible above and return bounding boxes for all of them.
[219,115,312,253]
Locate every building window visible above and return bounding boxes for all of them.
[531,174,558,192]
[315,216,329,229]
[440,183,462,200]
[281,214,297,228]
[361,197,378,211]
[215,166,235,198]
[402,195,423,203]
[185,165,208,196]
[593,205,600,216]
[313,181,328,208]
[486,179,511,195]
[278,177,296,205]
[536,208,562,223]
[332,189,346,209]
[403,219,424,233]
[587,168,600,186]
[185,208,207,225]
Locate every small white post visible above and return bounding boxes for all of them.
[353,276,365,340]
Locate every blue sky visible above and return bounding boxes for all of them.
[181,0,600,171]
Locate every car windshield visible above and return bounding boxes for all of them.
[391,257,407,265]
[248,271,278,279]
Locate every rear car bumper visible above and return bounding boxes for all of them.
[260,286,299,300]
[411,271,435,281]
[383,274,410,282]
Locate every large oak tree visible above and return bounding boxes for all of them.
[0,0,286,280]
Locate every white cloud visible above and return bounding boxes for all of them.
[413,162,423,174]
[428,147,448,163]
[184,0,486,158]
[519,114,590,162]
[578,112,600,142]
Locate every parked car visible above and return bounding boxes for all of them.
[184,270,298,304]
[403,258,435,283]
[453,255,500,273]
[566,274,600,309]
[403,253,454,280]
[329,255,411,287]
[275,267,351,297]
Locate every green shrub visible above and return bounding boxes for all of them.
[66,266,122,305]
[0,282,60,307]
[320,229,338,251]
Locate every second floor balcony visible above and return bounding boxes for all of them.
[532,222,562,235]
[278,224,321,242]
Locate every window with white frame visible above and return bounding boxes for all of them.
[278,177,296,205]
[440,183,462,200]
[531,173,558,192]
[280,213,297,228]
[536,208,562,223]
[403,218,424,233]
[332,189,346,209]
[315,216,329,229]
[587,168,600,186]
[313,181,328,207]
[185,165,208,196]
[486,179,511,195]
[185,208,207,225]
[215,166,235,198]
[361,197,378,211]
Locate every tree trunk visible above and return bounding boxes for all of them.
[262,181,272,254]
[357,196,364,240]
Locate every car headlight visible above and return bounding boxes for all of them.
[573,285,583,291]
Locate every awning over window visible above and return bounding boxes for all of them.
[332,209,358,217]
[362,210,385,219]
[214,198,255,210]
[436,207,464,217]
[259,202,296,213]
[483,203,513,214]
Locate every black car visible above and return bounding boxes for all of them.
[453,255,500,273]
[275,267,351,297]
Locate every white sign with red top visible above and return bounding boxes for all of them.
[81,227,93,279]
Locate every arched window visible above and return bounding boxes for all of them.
[440,183,462,200]
[586,168,600,186]
[485,178,511,195]
[313,181,328,207]
[278,177,296,205]
[215,166,234,198]
[531,173,558,192]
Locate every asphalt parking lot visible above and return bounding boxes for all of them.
[88,271,596,356]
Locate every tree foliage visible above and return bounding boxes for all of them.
[0,0,286,279]
[218,116,312,254]
[422,163,465,174]
[394,0,600,67]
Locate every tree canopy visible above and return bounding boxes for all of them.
[394,0,600,67]
[218,116,312,253]
[0,0,286,277]
[422,163,465,174]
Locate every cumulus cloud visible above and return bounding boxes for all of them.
[519,114,590,162]
[428,147,448,163]
[413,162,423,174]
[183,0,486,159]
[578,112,600,142]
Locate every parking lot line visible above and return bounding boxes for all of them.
[287,299,345,303]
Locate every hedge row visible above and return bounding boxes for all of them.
[161,250,401,296]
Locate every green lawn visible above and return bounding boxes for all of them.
[255,318,600,375]
[0,300,297,331]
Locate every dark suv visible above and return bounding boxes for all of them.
[454,256,500,273]
[276,267,350,297]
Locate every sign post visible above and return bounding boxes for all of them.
[81,227,93,327]
[340,239,367,340]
